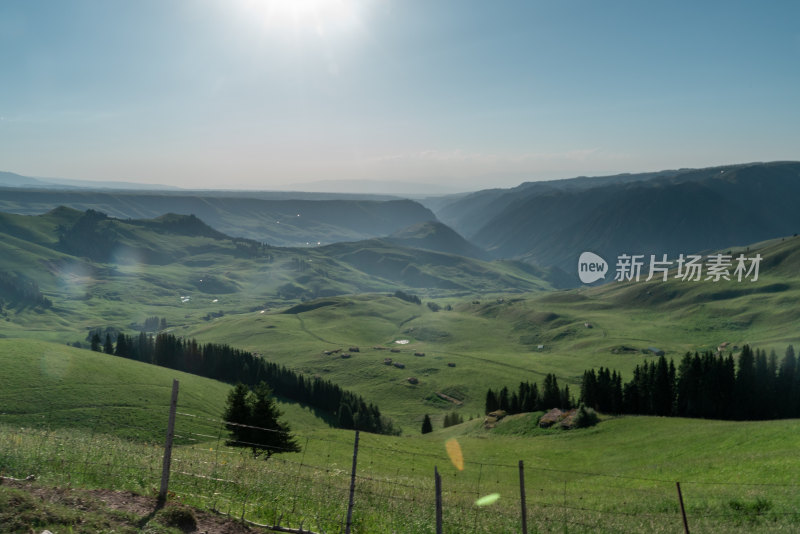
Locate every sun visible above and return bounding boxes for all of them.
[240,0,360,36]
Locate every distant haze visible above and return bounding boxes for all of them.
[272,179,475,196]
[2,1,798,191]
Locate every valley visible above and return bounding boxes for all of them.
[2,162,800,532]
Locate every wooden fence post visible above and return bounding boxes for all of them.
[519,460,528,534]
[158,379,179,505]
[345,430,360,534]
[676,481,690,534]
[435,466,443,534]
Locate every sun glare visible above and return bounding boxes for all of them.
[240,0,360,36]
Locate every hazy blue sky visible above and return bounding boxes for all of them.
[1,0,798,192]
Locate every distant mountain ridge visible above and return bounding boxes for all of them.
[7,161,800,284]
[0,188,437,247]
[432,168,683,237]
[0,171,55,188]
[432,162,800,279]
[0,170,182,190]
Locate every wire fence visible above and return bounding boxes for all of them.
[2,380,799,533]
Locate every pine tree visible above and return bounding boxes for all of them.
[580,369,598,410]
[224,383,250,441]
[611,371,623,414]
[338,403,355,429]
[677,352,700,417]
[560,384,572,410]
[90,333,101,352]
[542,374,561,409]
[498,386,510,412]
[103,333,114,355]
[652,355,673,416]
[247,382,299,457]
[519,381,538,412]
[778,346,797,417]
[485,388,498,414]
[114,334,128,357]
[735,345,757,419]
[421,414,433,434]
[223,382,299,458]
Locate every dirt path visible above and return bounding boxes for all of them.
[294,315,332,344]
[1,477,257,534]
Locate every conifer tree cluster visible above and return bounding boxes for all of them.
[0,271,52,308]
[109,331,396,434]
[484,373,573,414]
[581,345,800,420]
[442,411,463,428]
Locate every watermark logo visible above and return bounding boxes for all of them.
[578,252,763,285]
[578,252,608,284]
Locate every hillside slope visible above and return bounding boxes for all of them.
[181,234,800,427]
[0,338,326,440]
[434,169,679,237]
[433,162,800,278]
[385,220,489,260]
[0,208,553,344]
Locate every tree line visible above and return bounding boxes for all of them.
[484,373,573,415]
[0,271,52,309]
[580,345,800,420]
[104,331,396,435]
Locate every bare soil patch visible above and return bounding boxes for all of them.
[0,477,256,534]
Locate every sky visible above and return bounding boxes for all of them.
[1,0,799,193]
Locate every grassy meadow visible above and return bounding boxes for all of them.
[175,238,800,429]
[2,339,799,532]
[2,209,800,531]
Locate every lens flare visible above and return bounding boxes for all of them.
[57,261,93,298]
[445,438,463,471]
[475,493,501,507]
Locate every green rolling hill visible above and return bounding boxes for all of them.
[0,207,553,346]
[177,234,800,429]
[2,197,800,532]
[0,338,328,441]
[1,204,799,431]
[4,337,800,533]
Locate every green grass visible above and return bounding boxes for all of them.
[0,339,327,441]
[167,236,800,429]
[6,243,796,434]
[3,213,800,531]
[1,337,799,532]
[3,413,799,533]
[176,278,800,430]
[4,210,800,433]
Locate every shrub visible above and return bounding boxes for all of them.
[572,404,599,428]
[728,497,773,520]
